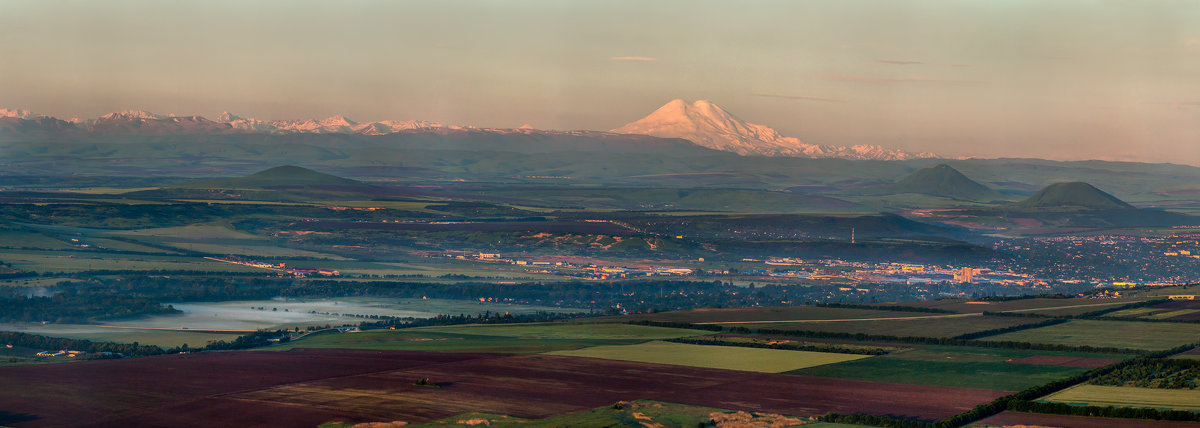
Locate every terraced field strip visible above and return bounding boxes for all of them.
[1043,384,1200,411]
[545,340,869,373]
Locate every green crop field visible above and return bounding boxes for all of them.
[156,241,349,259]
[0,231,74,250]
[274,323,710,354]
[622,305,923,324]
[886,298,1144,316]
[1107,307,1162,318]
[986,320,1200,350]
[789,345,1119,391]
[719,315,1042,338]
[0,250,266,273]
[414,322,707,340]
[546,340,869,373]
[0,324,244,348]
[1043,384,1200,411]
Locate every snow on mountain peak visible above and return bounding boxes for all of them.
[0,109,37,119]
[100,110,163,120]
[320,115,357,127]
[613,99,937,161]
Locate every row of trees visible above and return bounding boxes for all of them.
[0,331,165,356]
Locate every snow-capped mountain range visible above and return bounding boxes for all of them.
[3,102,938,160]
[612,99,937,161]
[6,109,452,136]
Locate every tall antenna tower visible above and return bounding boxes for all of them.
[851,228,855,244]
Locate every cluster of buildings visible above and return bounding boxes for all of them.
[203,257,340,277]
[442,252,694,280]
[752,258,1039,286]
[35,349,86,358]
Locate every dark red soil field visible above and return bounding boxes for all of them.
[1006,355,1123,368]
[0,349,493,428]
[1150,300,1200,310]
[978,411,1200,428]
[0,349,1008,427]
[226,353,1007,424]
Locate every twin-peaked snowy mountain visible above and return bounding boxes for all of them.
[2,101,937,161]
[612,99,936,161]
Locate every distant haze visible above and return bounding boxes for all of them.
[2,1,1199,164]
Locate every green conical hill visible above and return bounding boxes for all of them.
[886,164,997,200]
[172,165,371,190]
[1013,182,1133,210]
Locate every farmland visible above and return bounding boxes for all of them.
[0,348,1010,427]
[1042,384,1200,411]
[385,400,818,428]
[545,340,869,373]
[229,352,1008,424]
[976,411,1200,428]
[883,297,1148,316]
[789,345,1123,391]
[985,319,1200,350]
[270,323,710,354]
[1107,300,1200,321]
[622,305,930,324]
[0,323,245,348]
[715,315,1043,338]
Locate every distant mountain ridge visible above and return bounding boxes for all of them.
[612,99,937,161]
[0,109,721,159]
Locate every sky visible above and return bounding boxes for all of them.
[2,0,1200,164]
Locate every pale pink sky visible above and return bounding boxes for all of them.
[2,0,1200,164]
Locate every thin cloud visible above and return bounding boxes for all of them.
[877,59,924,65]
[1155,101,1200,110]
[815,74,981,85]
[753,93,845,103]
[608,56,658,62]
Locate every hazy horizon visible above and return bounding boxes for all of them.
[3,0,1199,164]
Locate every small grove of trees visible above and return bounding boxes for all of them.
[1090,359,1200,389]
